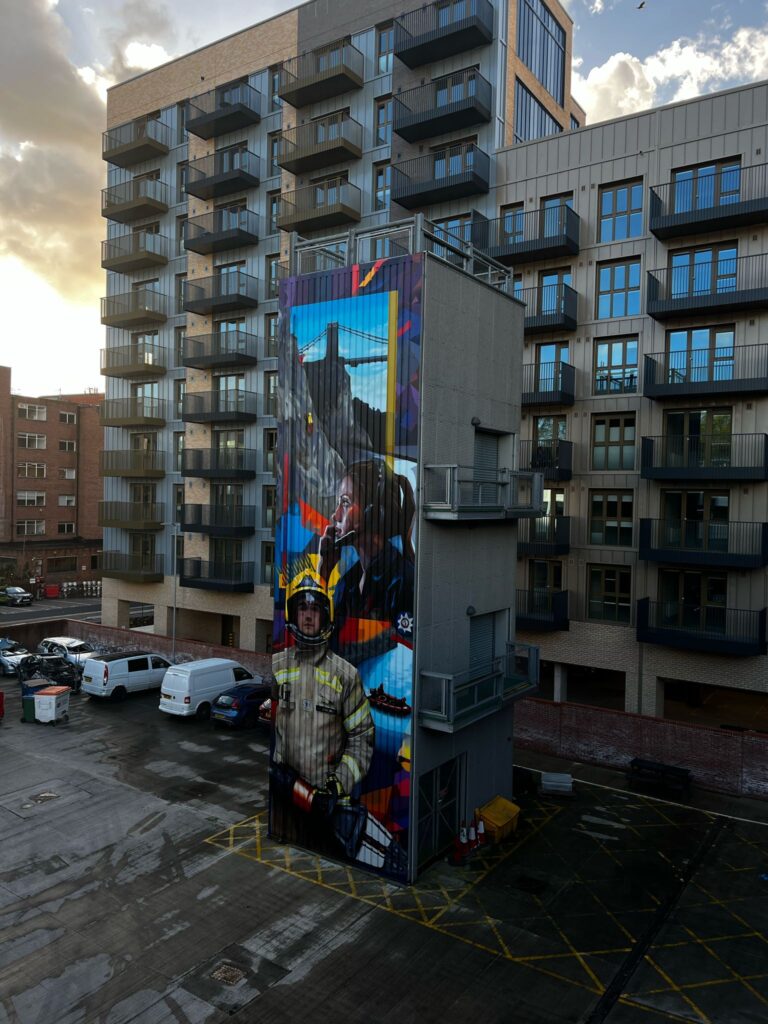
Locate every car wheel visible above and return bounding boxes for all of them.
[111,686,127,702]
[195,702,211,721]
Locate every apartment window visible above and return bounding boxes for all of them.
[672,159,741,214]
[267,191,280,235]
[57,523,75,535]
[513,272,523,300]
[262,541,275,587]
[587,566,631,623]
[589,491,633,546]
[174,326,186,367]
[59,467,76,480]
[599,180,643,242]
[373,162,391,212]
[17,491,45,507]
[16,520,45,536]
[592,414,635,470]
[17,462,46,478]
[17,403,47,421]
[264,427,277,473]
[514,79,563,144]
[265,371,278,417]
[59,411,77,424]
[374,97,393,146]
[174,431,185,473]
[173,379,186,420]
[669,243,737,299]
[500,203,525,243]
[263,485,276,529]
[59,439,76,452]
[176,161,188,195]
[18,433,46,449]
[175,273,186,314]
[265,313,279,357]
[269,67,282,111]
[176,100,186,144]
[58,494,76,507]
[529,558,562,593]
[174,484,184,524]
[376,23,394,74]
[517,0,566,105]
[48,555,77,572]
[665,326,735,385]
[176,214,187,256]
[570,114,580,131]
[268,133,280,177]
[596,259,641,319]
[266,254,281,299]
[594,336,638,394]
[538,267,571,315]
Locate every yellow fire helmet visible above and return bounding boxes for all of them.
[285,566,334,647]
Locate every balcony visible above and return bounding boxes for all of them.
[473,206,580,266]
[182,331,259,370]
[516,589,569,632]
[181,504,256,537]
[393,70,492,143]
[640,433,768,481]
[100,343,167,380]
[186,83,261,139]
[277,114,362,175]
[521,361,575,406]
[101,179,174,224]
[422,466,544,522]
[637,598,766,657]
[101,289,169,329]
[519,440,573,482]
[276,179,362,234]
[102,119,171,168]
[185,150,260,200]
[518,284,578,335]
[100,397,168,428]
[647,254,768,320]
[179,558,254,593]
[393,0,494,68]
[639,519,768,570]
[184,209,259,255]
[392,144,489,209]
[181,447,258,480]
[181,389,261,424]
[644,343,768,399]
[277,40,364,108]
[100,551,164,584]
[98,502,165,531]
[101,231,170,273]
[182,272,259,315]
[518,516,571,557]
[101,450,166,478]
[649,163,768,239]
[419,643,539,733]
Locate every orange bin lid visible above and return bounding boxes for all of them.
[35,686,70,696]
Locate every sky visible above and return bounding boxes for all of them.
[1,0,767,396]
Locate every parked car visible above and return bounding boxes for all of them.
[159,659,256,719]
[18,654,82,689]
[0,587,33,606]
[38,637,96,669]
[211,681,271,728]
[0,638,30,675]
[82,652,171,700]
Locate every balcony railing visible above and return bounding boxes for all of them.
[393,70,492,143]
[185,149,261,200]
[181,389,262,423]
[419,642,539,733]
[276,179,362,234]
[101,230,170,272]
[101,450,166,477]
[100,343,167,380]
[184,209,259,255]
[98,502,164,531]
[101,289,169,329]
[181,447,258,479]
[101,179,174,223]
[277,114,363,174]
[637,597,766,656]
[644,343,768,398]
[521,361,575,406]
[179,558,254,593]
[422,465,544,521]
[639,519,768,569]
[647,253,768,320]
[182,331,259,370]
[100,551,164,583]
[102,119,171,168]
[186,83,261,139]
[181,504,256,536]
[392,144,490,209]
[277,40,364,108]
[518,284,578,334]
[518,515,571,556]
[518,440,573,481]
[473,206,580,266]
[640,433,768,480]
[100,397,168,428]
[393,0,494,68]
[183,272,259,315]
[516,589,569,632]
[649,163,768,239]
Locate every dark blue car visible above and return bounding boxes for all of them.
[211,681,271,728]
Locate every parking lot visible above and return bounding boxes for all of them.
[1,678,768,1024]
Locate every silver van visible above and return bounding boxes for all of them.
[159,658,256,719]
[82,652,171,700]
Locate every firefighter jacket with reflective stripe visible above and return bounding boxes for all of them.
[273,644,374,794]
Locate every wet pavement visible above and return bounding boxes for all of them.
[1,679,767,1024]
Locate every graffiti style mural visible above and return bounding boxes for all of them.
[270,255,422,881]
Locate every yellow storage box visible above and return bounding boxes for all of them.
[479,796,520,845]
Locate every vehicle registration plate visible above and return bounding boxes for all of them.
[161,692,173,699]
[83,675,91,682]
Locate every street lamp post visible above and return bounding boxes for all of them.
[165,525,180,662]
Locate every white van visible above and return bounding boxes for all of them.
[82,652,171,700]
[158,658,256,719]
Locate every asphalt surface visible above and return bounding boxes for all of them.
[1,681,767,1024]
[0,599,102,628]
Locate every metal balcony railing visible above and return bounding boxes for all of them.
[637,597,767,656]
[518,515,571,555]
[276,179,362,233]
[392,143,490,209]
[181,504,256,534]
[393,0,494,68]
[181,389,262,422]
[101,450,166,477]
[101,179,174,222]
[181,447,258,478]
[647,252,768,319]
[183,209,260,255]
[100,551,164,581]
[186,83,261,139]
[179,558,255,592]
[422,465,544,520]
[101,230,170,271]
[644,343,768,398]
[182,331,259,369]
[517,283,578,334]
[521,361,575,405]
[393,69,492,143]
[185,149,261,199]
[102,119,171,167]
[100,397,169,427]
[641,433,768,480]
[182,271,259,314]
[473,206,580,265]
[518,439,573,481]
[639,518,768,569]
[100,343,167,379]
[98,502,165,530]
[277,40,364,107]
[516,589,569,631]
[649,162,768,238]
[277,114,363,174]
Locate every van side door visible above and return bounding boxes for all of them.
[126,656,150,692]
[150,655,171,689]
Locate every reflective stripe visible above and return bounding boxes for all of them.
[344,702,371,732]
[341,753,362,784]
[275,667,300,682]
[316,670,341,693]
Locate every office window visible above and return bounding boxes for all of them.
[665,326,735,385]
[269,67,282,111]
[589,491,634,546]
[265,313,278,357]
[268,133,280,176]
[373,162,391,211]
[377,23,394,74]
[594,336,638,394]
[16,520,45,536]
[57,523,75,536]
[514,79,563,144]
[599,180,643,242]
[17,403,47,420]
[48,555,77,572]
[18,462,46,478]
[517,0,566,105]
[18,433,46,449]
[174,431,184,473]
[587,566,631,623]
[17,491,45,507]
[264,427,277,473]
[58,494,76,507]
[266,254,281,299]
[59,411,77,424]
[267,191,280,235]
[374,97,392,146]
[263,485,276,528]
[672,158,741,214]
[592,414,635,471]
[59,439,76,452]
[669,243,737,299]
[174,326,186,367]
[59,467,76,480]
[596,259,641,319]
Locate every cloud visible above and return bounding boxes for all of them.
[123,41,173,71]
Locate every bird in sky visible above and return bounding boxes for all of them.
[637,1,646,8]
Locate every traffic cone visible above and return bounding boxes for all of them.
[477,816,487,845]
[468,818,478,851]
[459,820,469,858]
[452,823,467,865]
